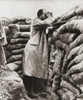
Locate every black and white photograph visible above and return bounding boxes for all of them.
[1,0,83,100]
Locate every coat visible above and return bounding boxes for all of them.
[22,17,53,79]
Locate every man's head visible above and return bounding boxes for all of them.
[37,9,48,20]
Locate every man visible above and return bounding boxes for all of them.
[22,9,54,98]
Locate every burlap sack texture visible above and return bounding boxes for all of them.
[49,3,83,100]
[3,17,31,78]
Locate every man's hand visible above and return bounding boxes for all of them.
[46,26,53,34]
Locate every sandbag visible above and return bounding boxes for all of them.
[70,34,83,49]
[67,53,83,70]
[69,15,83,22]
[72,72,83,84]
[61,79,80,95]
[78,46,83,54]
[16,21,27,25]
[77,15,83,19]
[8,24,19,34]
[11,16,26,24]
[62,53,68,74]
[0,17,11,26]
[53,49,64,75]
[5,50,12,59]
[6,63,20,71]
[17,25,30,32]
[64,44,83,71]
[68,16,78,22]
[57,20,83,34]
[63,33,76,44]
[11,48,24,55]
[6,34,13,43]
[57,32,75,44]
[26,18,31,24]
[12,32,30,38]
[61,88,76,100]
[62,74,82,95]
[6,43,26,50]
[57,88,71,100]
[7,54,22,63]
[67,61,83,76]
[55,40,70,55]
[13,61,22,65]
[9,38,28,44]
[49,3,83,99]
[67,44,83,60]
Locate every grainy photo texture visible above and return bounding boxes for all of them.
[0,0,83,100]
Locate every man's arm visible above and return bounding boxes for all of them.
[33,18,52,29]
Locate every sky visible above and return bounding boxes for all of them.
[0,0,83,19]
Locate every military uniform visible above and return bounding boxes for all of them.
[22,17,53,94]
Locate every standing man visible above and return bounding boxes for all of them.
[22,9,53,97]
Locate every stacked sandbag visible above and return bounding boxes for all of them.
[10,16,31,25]
[0,16,31,26]
[1,16,31,78]
[53,3,83,23]
[50,18,83,99]
[0,17,11,26]
[49,4,83,99]
[4,23,30,78]
[0,16,31,27]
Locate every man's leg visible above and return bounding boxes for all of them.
[32,77,47,93]
[23,75,32,93]
[23,75,38,98]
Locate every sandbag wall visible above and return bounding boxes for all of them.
[4,17,31,78]
[49,4,83,100]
